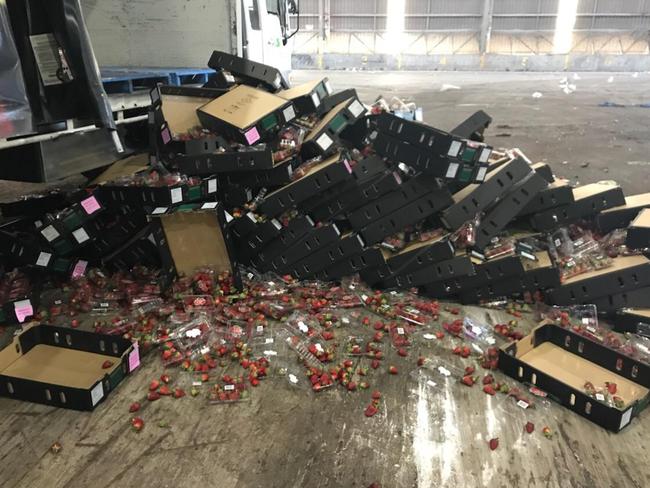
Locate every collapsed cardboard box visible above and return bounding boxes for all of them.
[626,209,650,249]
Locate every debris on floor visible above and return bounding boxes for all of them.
[0,52,649,440]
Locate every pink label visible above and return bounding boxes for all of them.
[72,260,88,279]
[161,127,172,145]
[244,127,260,145]
[14,300,33,323]
[128,342,140,372]
[80,196,101,215]
[343,159,353,174]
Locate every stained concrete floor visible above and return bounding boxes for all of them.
[2,71,650,488]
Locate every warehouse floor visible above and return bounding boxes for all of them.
[2,71,650,488]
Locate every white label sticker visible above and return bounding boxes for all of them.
[298,321,309,333]
[311,92,321,107]
[445,163,460,178]
[620,408,633,429]
[554,238,562,248]
[283,105,296,122]
[397,327,405,335]
[201,202,219,209]
[426,380,437,388]
[72,228,90,244]
[342,317,350,324]
[265,337,274,344]
[582,318,591,325]
[200,346,210,355]
[264,350,278,356]
[516,399,530,409]
[225,73,235,83]
[447,140,462,157]
[224,211,234,223]
[348,100,365,118]
[36,252,52,267]
[273,73,282,88]
[289,373,299,384]
[152,207,168,215]
[272,219,282,230]
[224,384,235,391]
[324,80,333,94]
[596,393,605,401]
[207,179,217,194]
[437,366,451,377]
[185,328,201,338]
[316,133,333,151]
[479,147,491,163]
[423,334,436,340]
[41,225,60,242]
[90,382,104,406]
[315,343,324,353]
[192,381,203,387]
[476,166,488,182]
[170,187,183,204]
[257,325,265,333]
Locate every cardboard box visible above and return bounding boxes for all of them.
[266,224,342,273]
[222,185,253,207]
[473,172,549,250]
[149,205,239,289]
[229,212,259,239]
[0,192,68,218]
[517,179,574,217]
[380,255,474,289]
[530,183,626,231]
[592,286,650,313]
[317,247,386,281]
[611,309,650,334]
[251,215,315,270]
[277,78,332,117]
[596,193,650,234]
[101,225,161,271]
[440,157,532,230]
[258,153,353,217]
[348,174,439,230]
[360,188,453,246]
[207,50,289,92]
[35,218,94,256]
[531,162,555,183]
[301,97,367,159]
[197,85,296,145]
[547,255,650,305]
[626,209,650,249]
[499,322,650,432]
[221,158,294,189]
[360,234,455,286]
[450,110,492,142]
[203,69,237,90]
[91,153,149,186]
[236,218,284,261]
[339,113,373,149]
[284,232,366,279]
[169,145,277,175]
[0,324,138,410]
[318,88,358,116]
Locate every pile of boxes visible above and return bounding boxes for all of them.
[1,51,649,336]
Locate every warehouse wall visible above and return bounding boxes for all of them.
[292,0,650,71]
[80,0,234,68]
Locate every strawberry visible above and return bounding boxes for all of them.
[397,348,408,357]
[173,388,186,399]
[482,374,494,385]
[101,360,113,369]
[388,366,398,375]
[147,391,160,401]
[461,375,475,387]
[525,422,535,434]
[371,391,382,400]
[435,331,445,340]
[452,346,461,355]
[488,438,499,450]
[128,402,141,413]
[461,346,471,358]
[542,426,552,439]
[131,417,144,432]
[343,359,354,368]
[483,385,496,396]
[606,382,617,395]
[322,331,335,341]
[371,359,380,369]
[159,385,172,396]
[373,331,384,342]
[160,374,171,384]
[347,382,357,391]
[149,380,160,391]
[162,350,173,361]
[417,357,425,367]
[359,381,370,390]
[465,366,475,375]
[364,404,378,417]
[373,322,384,331]
[375,351,383,360]
[70,319,80,329]
[201,373,209,382]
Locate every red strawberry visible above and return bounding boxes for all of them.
[489,438,499,450]
[375,351,383,360]
[435,331,445,340]
[359,381,370,390]
[162,350,173,361]
[159,385,172,396]
[465,366,475,375]
[373,332,384,342]
[250,377,260,387]
[371,390,382,400]
[149,380,160,391]
[525,422,535,434]
[398,348,408,357]
[483,385,496,396]
[461,375,475,387]
[373,322,384,330]
[128,402,141,413]
[461,346,471,358]
[131,417,144,432]
[201,373,209,382]
[322,331,335,341]
[371,359,380,369]
[343,359,354,368]
[347,382,357,391]
[482,374,494,385]
[147,391,160,402]
[452,346,461,355]
[173,388,186,399]
[606,382,617,395]
[388,366,398,375]
[417,356,425,367]
[160,374,171,384]
[101,360,113,369]
[70,319,80,329]
[364,404,378,417]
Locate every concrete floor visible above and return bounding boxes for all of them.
[2,72,650,488]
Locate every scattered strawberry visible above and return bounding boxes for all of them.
[525,422,535,434]
[460,346,471,358]
[131,417,144,432]
[322,331,335,341]
[606,382,617,395]
[250,377,260,387]
[347,382,357,391]
[388,366,398,375]
[173,388,186,399]
[364,404,378,417]
[461,375,475,387]
[147,391,160,402]
[483,385,496,395]
[465,366,475,375]
[373,331,384,342]
[542,426,553,439]
[70,319,80,329]
[158,385,172,396]
[160,374,171,384]
[128,402,141,413]
[370,359,380,369]
[101,360,113,369]
[397,348,408,357]
[371,391,382,400]
[482,374,494,385]
[149,380,160,391]
[201,373,209,382]
[435,331,445,340]
[488,438,499,450]
[359,381,370,390]
[417,356,425,367]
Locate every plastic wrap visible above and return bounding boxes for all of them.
[0,1,33,138]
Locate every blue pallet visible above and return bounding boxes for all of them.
[101,67,215,94]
